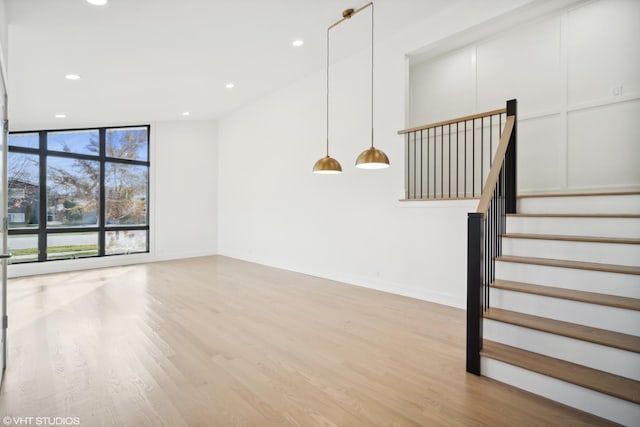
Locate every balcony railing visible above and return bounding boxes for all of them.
[398,107,509,200]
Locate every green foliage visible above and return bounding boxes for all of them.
[10,244,98,256]
[60,201,83,224]
[24,204,33,225]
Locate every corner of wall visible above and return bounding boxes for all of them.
[0,0,8,87]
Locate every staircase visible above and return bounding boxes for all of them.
[479,192,640,426]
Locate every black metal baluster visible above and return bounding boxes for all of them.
[490,115,493,170]
[406,133,409,199]
[441,125,444,198]
[434,127,437,198]
[448,123,451,198]
[486,207,489,310]
[499,168,504,258]
[427,128,430,199]
[464,121,467,197]
[493,188,497,287]
[413,132,418,199]
[420,130,423,199]
[499,113,502,146]
[485,210,489,310]
[472,119,475,197]
[456,122,459,198]
[481,116,484,191]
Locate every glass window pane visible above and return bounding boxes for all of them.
[47,156,99,228]
[48,130,99,155]
[8,234,39,264]
[9,133,39,149]
[105,163,148,225]
[105,230,148,255]
[47,232,98,260]
[106,127,148,161]
[8,152,40,230]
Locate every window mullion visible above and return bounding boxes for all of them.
[99,128,106,257]
[38,131,47,262]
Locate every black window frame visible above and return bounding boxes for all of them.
[8,124,151,263]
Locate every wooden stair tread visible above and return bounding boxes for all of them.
[484,307,640,353]
[481,340,640,404]
[506,213,640,218]
[497,255,640,275]
[518,191,640,198]
[502,233,640,245]
[492,280,640,311]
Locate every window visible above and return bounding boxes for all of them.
[7,125,150,263]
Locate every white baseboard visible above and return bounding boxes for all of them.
[217,252,466,310]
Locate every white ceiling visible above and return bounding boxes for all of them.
[6,0,454,130]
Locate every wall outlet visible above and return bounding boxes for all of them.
[611,85,623,97]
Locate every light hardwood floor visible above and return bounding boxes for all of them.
[0,256,615,426]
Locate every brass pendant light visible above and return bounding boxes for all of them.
[314,2,388,173]
[355,2,389,169]
[313,20,342,174]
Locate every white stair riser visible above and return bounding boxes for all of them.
[506,217,640,238]
[481,357,640,426]
[518,194,640,214]
[502,238,640,266]
[489,288,640,336]
[495,261,640,299]
[484,319,640,380]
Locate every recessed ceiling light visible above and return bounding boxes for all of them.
[225,83,235,89]
[86,0,108,5]
[182,112,190,116]
[55,114,66,118]
[292,40,304,47]
[65,74,80,80]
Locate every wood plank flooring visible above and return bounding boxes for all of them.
[0,256,615,426]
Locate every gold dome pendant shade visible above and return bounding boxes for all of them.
[313,153,342,174]
[355,146,389,169]
[356,129,389,169]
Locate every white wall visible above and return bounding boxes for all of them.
[8,119,218,277]
[0,0,7,83]
[411,0,640,194]
[153,120,218,260]
[218,0,537,308]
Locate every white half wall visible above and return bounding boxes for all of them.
[217,0,537,308]
[8,119,218,277]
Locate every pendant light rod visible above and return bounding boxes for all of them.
[326,26,330,157]
[370,2,374,148]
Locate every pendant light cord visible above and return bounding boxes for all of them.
[326,27,330,157]
[370,2,374,148]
